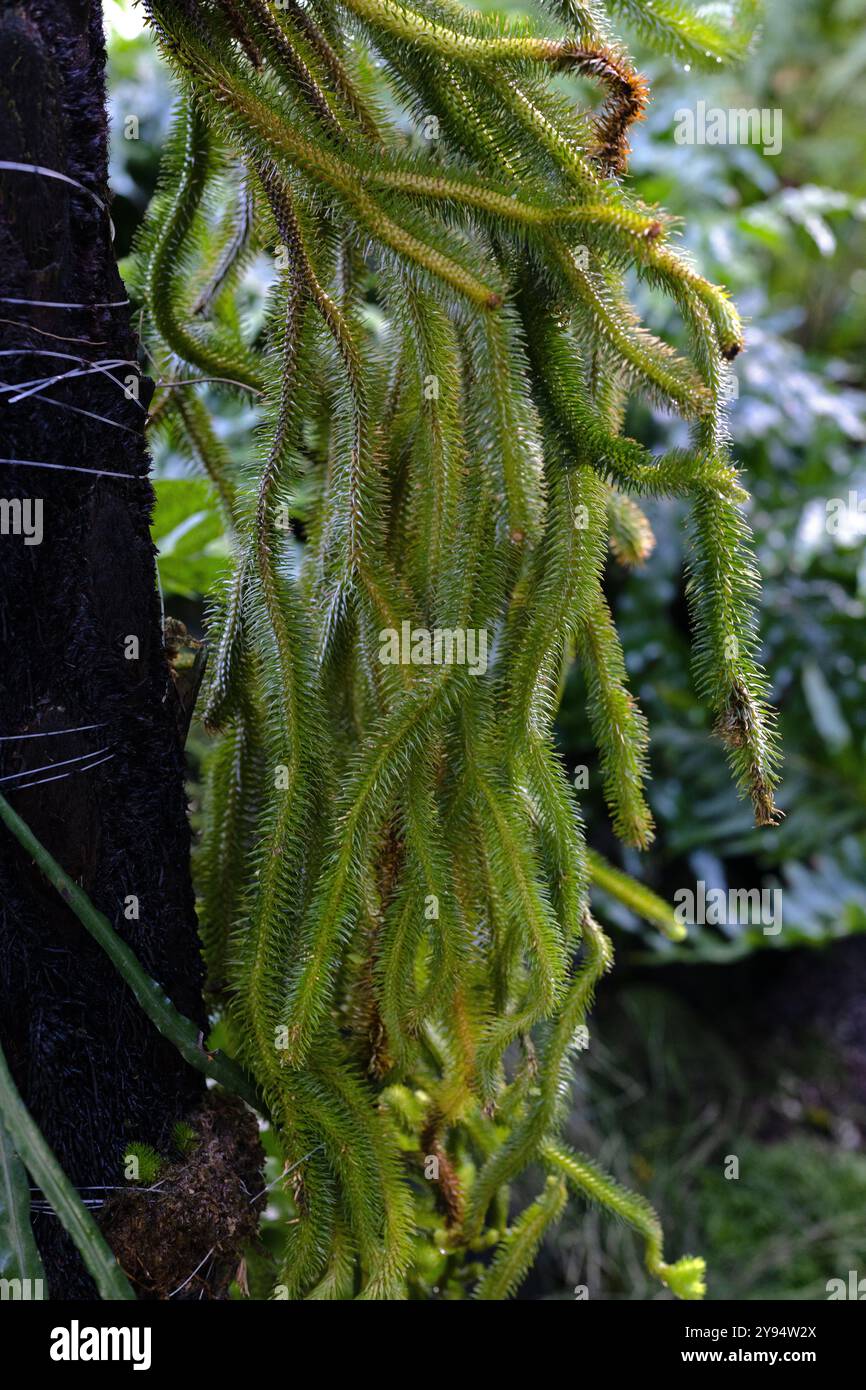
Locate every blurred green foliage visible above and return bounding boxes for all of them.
[539,984,866,1300]
[152,479,229,600]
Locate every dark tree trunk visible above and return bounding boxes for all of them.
[0,0,207,1297]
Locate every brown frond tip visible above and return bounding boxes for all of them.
[714,679,759,750]
[556,43,649,177]
[420,1116,465,1230]
[751,779,783,828]
[714,683,782,828]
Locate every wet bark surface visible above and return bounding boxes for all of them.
[0,0,206,1297]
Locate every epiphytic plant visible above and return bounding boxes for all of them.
[132,0,777,1299]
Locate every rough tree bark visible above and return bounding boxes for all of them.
[0,0,207,1297]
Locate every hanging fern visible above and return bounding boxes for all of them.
[133,0,779,1300]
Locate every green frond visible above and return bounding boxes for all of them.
[607,487,655,566]
[542,1141,706,1299]
[474,1177,567,1299]
[138,95,265,393]
[123,1142,164,1187]
[577,590,654,848]
[606,0,761,67]
[587,848,684,940]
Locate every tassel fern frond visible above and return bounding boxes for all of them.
[135,0,777,1299]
